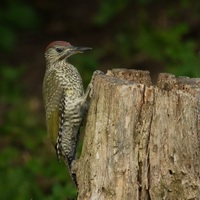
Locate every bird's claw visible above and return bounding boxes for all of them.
[93,70,104,76]
[89,70,104,98]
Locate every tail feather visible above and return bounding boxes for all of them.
[65,155,78,187]
[54,143,61,162]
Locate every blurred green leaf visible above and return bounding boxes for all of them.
[0,26,16,51]
[93,0,130,25]
[0,65,25,103]
[6,3,39,29]
[0,1,40,52]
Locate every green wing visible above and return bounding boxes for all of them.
[47,107,59,146]
[43,70,62,147]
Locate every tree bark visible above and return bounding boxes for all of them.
[76,69,200,200]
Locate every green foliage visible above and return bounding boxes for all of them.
[0,65,25,103]
[0,26,16,51]
[93,0,200,77]
[0,66,77,199]
[5,3,39,29]
[1,0,200,199]
[134,23,200,77]
[0,1,75,196]
[93,0,130,25]
[0,0,39,51]
[0,148,77,199]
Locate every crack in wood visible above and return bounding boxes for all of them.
[77,69,200,200]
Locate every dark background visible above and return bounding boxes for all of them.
[1,0,200,199]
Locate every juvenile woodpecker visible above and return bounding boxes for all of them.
[43,41,98,186]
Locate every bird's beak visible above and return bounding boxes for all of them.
[69,46,92,54]
[60,45,92,60]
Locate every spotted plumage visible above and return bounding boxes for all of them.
[43,41,93,187]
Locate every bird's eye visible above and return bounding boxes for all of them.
[55,48,63,53]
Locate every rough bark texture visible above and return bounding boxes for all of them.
[76,69,200,200]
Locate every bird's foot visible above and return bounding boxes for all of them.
[89,70,104,98]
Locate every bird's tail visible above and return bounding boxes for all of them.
[61,127,81,187]
[65,156,78,187]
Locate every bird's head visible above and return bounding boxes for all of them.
[45,41,92,64]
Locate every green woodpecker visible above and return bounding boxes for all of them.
[43,41,100,186]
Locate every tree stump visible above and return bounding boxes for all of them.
[76,69,200,200]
